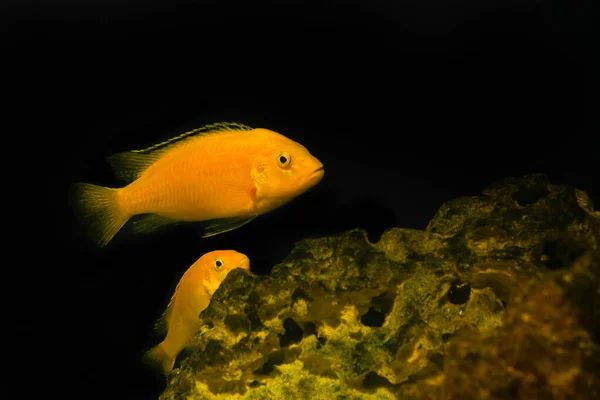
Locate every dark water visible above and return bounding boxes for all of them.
[6,1,597,399]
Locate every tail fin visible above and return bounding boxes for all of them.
[69,182,128,247]
[144,343,175,375]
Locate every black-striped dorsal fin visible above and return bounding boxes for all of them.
[154,279,182,335]
[107,122,253,183]
[131,121,254,154]
[153,255,203,335]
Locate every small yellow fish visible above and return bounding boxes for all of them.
[71,122,324,247]
[146,250,250,374]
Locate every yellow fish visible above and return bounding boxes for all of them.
[146,249,251,374]
[71,122,324,247]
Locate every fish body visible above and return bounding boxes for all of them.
[145,250,251,374]
[71,123,324,247]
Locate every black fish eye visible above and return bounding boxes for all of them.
[277,152,291,168]
[214,258,224,270]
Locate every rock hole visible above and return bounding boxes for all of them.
[363,371,392,389]
[568,247,586,262]
[173,348,192,369]
[541,239,586,270]
[441,333,453,342]
[279,318,303,347]
[254,350,285,375]
[428,352,445,368]
[247,291,261,305]
[447,279,471,305]
[371,291,395,315]
[203,339,231,366]
[292,287,310,301]
[512,185,549,206]
[247,310,263,330]
[353,248,370,267]
[224,314,249,333]
[360,307,386,327]
[542,240,562,269]
[303,321,317,337]
[366,230,383,244]
[301,321,327,346]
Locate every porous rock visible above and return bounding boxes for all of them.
[159,174,599,400]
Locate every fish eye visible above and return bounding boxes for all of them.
[214,258,224,270]
[276,152,291,168]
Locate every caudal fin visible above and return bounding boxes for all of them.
[70,182,128,247]
[144,343,175,375]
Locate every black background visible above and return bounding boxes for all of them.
[4,1,597,399]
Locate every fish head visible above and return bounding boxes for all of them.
[202,250,251,294]
[251,129,324,211]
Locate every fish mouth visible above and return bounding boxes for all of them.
[307,166,325,184]
[237,256,251,271]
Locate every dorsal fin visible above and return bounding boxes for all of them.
[106,152,162,183]
[154,291,177,335]
[132,121,254,154]
[153,260,200,335]
[107,122,253,183]
[154,280,182,335]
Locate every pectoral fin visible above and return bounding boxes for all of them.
[129,213,255,238]
[200,216,257,237]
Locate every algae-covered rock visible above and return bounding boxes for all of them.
[159,174,599,400]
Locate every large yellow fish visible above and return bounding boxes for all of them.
[146,249,251,374]
[71,122,324,247]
